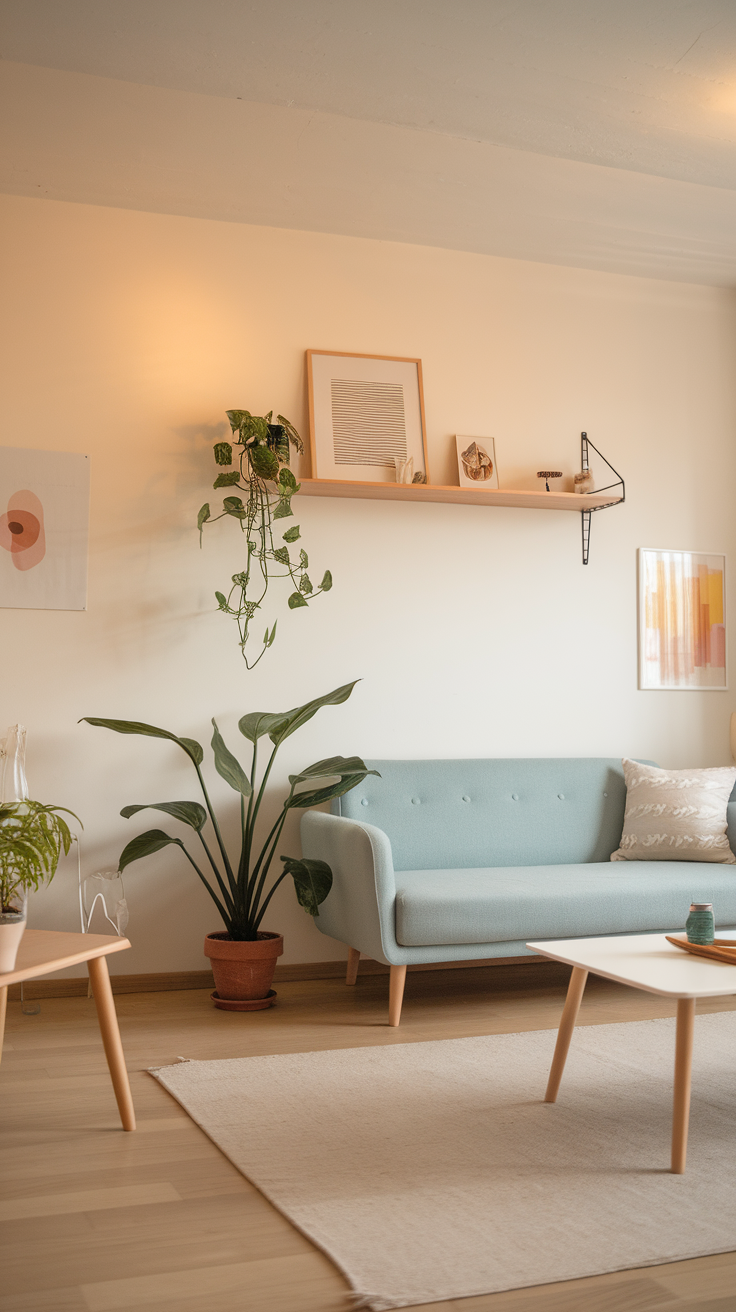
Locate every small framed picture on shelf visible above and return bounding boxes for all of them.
[455,435,499,490]
[307,351,429,483]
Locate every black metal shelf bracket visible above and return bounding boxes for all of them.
[580,431,625,565]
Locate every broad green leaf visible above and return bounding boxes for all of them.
[281,856,332,916]
[299,574,313,594]
[279,467,298,492]
[118,828,185,873]
[197,503,211,532]
[282,524,301,543]
[273,546,290,564]
[286,756,380,810]
[276,415,305,455]
[288,591,308,609]
[211,720,252,797]
[320,570,333,591]
[287,778,378,810]
[272,497,293,520]
[299,549,308,568]
[265,621,277,648]
[81,718,204,766]
[238,711,288,743]
[223,496,246,519]
[288,755,378,784]
[120,801,207,830]
[249,446,279,481]
[214,441,233,466]
[267,681,359,746]
[226,410,248,432]
[215,591,228,608]
[213,471,241,488]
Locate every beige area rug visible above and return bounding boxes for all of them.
[150,1013,736,1310]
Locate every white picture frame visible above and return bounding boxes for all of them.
[638,547,727,690]
[455,435,499,490]
[307,351,429,483]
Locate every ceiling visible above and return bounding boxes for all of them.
[3,0,736,283]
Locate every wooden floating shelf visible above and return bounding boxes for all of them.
[299,477,623,513]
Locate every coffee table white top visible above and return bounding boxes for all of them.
[526,932,736,998]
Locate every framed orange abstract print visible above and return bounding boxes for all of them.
[638,548,727,690]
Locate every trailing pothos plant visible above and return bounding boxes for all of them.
[197,409,332,669]
[0,801,80,912]
[81,681,377,941]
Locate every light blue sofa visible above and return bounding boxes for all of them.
[301,758,736,1024]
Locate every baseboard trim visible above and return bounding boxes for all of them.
[8,953,545,1000]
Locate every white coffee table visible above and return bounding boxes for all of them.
[527,932,736,1174]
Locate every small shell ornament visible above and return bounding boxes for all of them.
[573,469,595,494]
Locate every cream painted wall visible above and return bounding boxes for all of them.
[2,193,735,974]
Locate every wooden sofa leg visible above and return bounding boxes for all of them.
[388,965,407,1027]
[346,947,360,986]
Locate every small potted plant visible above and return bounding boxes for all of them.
[198,409,332,669]
[82,681,377,1009]
[0,800,79,972]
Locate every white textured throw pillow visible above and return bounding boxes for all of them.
[611,758,736,863]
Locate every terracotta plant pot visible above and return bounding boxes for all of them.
[204,931,284,1009]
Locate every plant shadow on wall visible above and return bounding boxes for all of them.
[197,410,332,669]
[82,682,378,1010]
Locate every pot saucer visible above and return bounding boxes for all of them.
[211,989,276,1012]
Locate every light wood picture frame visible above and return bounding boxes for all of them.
[638,547,727,690]
[307,351,429,484]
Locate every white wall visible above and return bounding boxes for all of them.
[2,193,735,973]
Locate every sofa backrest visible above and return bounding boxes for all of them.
[335,758,636,870]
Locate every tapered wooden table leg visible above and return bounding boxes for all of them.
[87,955,136,1131]
[671,997,695,1174]
[388,964,407,1027]
[0,985,7,1069]
[544,966,588,1102]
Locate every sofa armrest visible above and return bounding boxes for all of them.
[300,811,400,965]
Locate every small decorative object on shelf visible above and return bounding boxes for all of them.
[394,456,414,484]
[456,436,499,489]
[573,468,595,494]
[411,471,426,484]
[537,470,563,492]
[686,902,715,945]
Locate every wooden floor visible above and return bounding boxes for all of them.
[2,961,736,1312]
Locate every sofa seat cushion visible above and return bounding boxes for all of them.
[394,863,736,946]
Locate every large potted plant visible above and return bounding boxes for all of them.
[0,800,79,972]
[198,409,332,669]
[82,681,377,1009]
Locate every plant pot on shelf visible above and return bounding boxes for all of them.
[204,931,284,1011]
[0,889,27,974]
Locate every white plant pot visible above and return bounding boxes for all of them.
[0,890,27,973]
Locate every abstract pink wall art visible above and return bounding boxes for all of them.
[0,448,89,611]
[0,490,46,570]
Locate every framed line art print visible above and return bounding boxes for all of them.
[307,351,429,483]
[638,548,727,690]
